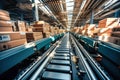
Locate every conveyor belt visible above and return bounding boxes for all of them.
[13,33,111,80]
[41,36,72,80]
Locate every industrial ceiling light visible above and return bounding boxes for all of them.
[66,0,74,28]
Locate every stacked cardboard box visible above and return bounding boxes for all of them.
[50,26,55,36]
[0,10,13,32]
[32,21,50,33]
[79,27,84,34]
[26,26,33,32]
[26,32,43,42]
[33,21,51,38]
[98,18,119,28]
[54,27,59,34]
[97,18,120,45]
[0,10,27,51]
[43,32,51,38]
[59,29,65,34]
[0,32,27,51]
[73,27,80,34]
[14,21,27,32]
[87,24,96,37]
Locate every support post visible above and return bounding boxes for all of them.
[90,10,94,24]
[32,0,39,21]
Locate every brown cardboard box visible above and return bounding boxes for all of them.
[0,32,21,42]
[16,21,26,28]
[54,30,58,35]
[26,32,42,38]
[43,32,51,38]
[15,21,26,32]
[0,15,10,21]
[99,36,120,45]
[111,32,120,38]
[32,27,44,32]
[108,37,120,45]
[112,26,120,32]
[26,26,33,32]
[93,28,101,34]
[27,35,43,42]
[20,32,26,39]
[7,39,27,48]
[83,24,90,30]
[33,21,50,28]
[0,39,27,51]
[88,24,96,30]
[32,27,49,32]
[0,21,13,27]
[0,42,8,51]
[0,27,13,32]
[98,18,119,28]
[0,10,9,16]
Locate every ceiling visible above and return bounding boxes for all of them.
[0,0,120,28]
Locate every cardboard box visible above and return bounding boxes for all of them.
[32,27,49,32]
[0,15,10,21]
[0,27,13,32]
[33,21,50,28]
[26,26,33,32]
[0,32,21,42]
[111,32,120,38]
[88,24,96,30]
[93,28,101,34]
[32,27,44,32]
[0,21,13,27]
[7,39,27,48]
[83,24,90,30]
[20,32,26,39]
[0,42,8,51]
[43,32,51,38]
[27,35,43,42]
[99,36,120,45]
[108,37,120,45]
[112,26,120,32]
[98,18,119,28]
[0,39,27,51]
[26,32,42,38]
[54,30,58,35]
[0,10,9,16]
[15,21,26,32]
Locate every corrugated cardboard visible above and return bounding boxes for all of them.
[7,39,27,48]
[43,32,51,38]
[111,32,120,38]
[32,27,49,32]
[26,32,42,38]
[33,21,50,28]
[0,27,13,32]
[0,32,21,42]
[20,32,26,39]
[98,18,119,28]
[0,15,10,21]
[0,42,8,51]
[0,21,13,27]
[112,26,120,32]
[0,10,9,16]
[27,35,43,42]
[15,21,26,32]
[0,39,27,51]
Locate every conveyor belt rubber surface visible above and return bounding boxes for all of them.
[42,33,72,80]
